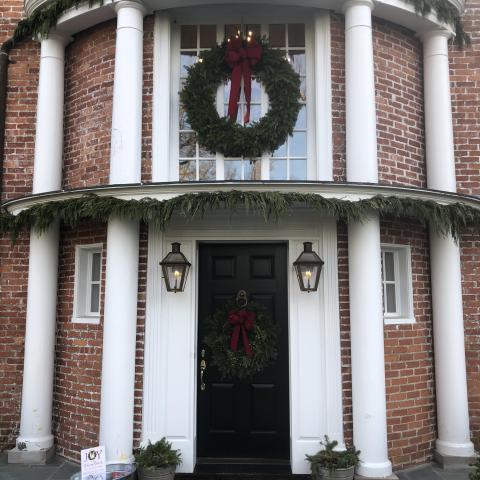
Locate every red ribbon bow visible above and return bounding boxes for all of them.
[224,37,262,124]
[228,309,256,357]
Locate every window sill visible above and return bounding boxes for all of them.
[71,315,100,325]
[384,316,416,325]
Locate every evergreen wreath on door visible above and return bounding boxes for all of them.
[203,293,279,380]
[180,33,302,159]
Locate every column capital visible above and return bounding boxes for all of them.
[342,0,375,14]
[114,0,147,15]
[420,28,452,43]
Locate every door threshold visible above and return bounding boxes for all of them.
[192,458,292,474]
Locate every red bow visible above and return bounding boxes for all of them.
[224,37,262,124]
[228,309,256,357]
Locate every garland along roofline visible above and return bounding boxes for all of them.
[10,0,470,48]
[1,191,479,242]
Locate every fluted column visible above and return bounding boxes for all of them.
[13,33,69,460]
[99,0,145,464]
[344,1,393,477]
[422,29,474,460]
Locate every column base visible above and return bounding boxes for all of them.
[436,438,475,458]
[7,445,55,464]
[356,460,395,479]
[434,450,478,470]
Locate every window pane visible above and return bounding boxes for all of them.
[288,24,305,47]
[244,159,261,180]
[290,159,307,180]
[179,132,196,157]
[249,104,262,123]
[290,50,306,76]
[270,159,287,180]
[181,52,197,76]
[200,25,217,48]
[91,253,101,282]
[181,25,197,49]
[199,143,214,158]
[225,160,242,180]
[90,284,100,314]
[300,78,307,102]
[295,105,307,129]
[269,24,285,47]
[386,284,397,313]
[272,142,287,158]
[251,79,261,103]
[225,24,241,37]
[384,252,395,281]
[289,132,307,156]
[199,160,216,180]
[179,160,196,181]
[179,105,190,130]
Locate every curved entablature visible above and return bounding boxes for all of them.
[25,0,462,37]
[3,181,480,216]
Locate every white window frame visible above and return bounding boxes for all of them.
[72,244,103,324]
[151,7,332,183]
[381,244,415,325]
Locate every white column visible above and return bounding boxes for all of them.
[99,0,144,464]
[348,216,392,478]
[109,0,146,184]
[99,218,140,463]
[33,34,69,194]
[422,29,474,458]
[16,33,69,454]
[344,0,378,183]
[344,1,392,477]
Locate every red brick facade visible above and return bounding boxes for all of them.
[0,0,479,471]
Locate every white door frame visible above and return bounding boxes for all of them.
[142,210,344,474]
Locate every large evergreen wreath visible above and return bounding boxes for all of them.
[180,37,301,158]
[203,301,279,380]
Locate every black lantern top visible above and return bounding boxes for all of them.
[160,242,191,293]
[293,242,324,293]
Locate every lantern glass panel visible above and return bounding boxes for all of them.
[162,263,190,292]
[296,264,320,291]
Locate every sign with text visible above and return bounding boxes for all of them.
[81,446,106,480]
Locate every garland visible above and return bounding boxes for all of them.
[180,37,301,158]
[9,0,469,49]
[1,191,479,242]
[203,301,279,380]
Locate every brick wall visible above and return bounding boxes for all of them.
[331,14,346,182]
[338,221,436,470]
[381,220,436,469]
[461,229,480,449]
[450,0,480,448]
[62,21,116,190]
[451,0,480,197]
[0,234,29,451]
[373,20,426,188]
[142,16,154,183]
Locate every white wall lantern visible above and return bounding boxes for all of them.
[293,242,324,292]
[160,242,191,292]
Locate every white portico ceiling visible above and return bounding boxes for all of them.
[27,0,462,38]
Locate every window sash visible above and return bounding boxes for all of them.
[171,17,314,182]
[382,249,400,317]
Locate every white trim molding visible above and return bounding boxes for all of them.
[142,211,343,474]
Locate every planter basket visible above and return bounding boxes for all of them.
[312,465,355,480]
[138,466,175,480]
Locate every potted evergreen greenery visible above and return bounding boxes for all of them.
[306,436,360,480]
[470,455,480,480]
[135,438,182,480]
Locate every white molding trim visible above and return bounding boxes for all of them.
[314,12,333,181]
[142,211,343,474]
[152,12,172,182]
[5,182,480,215]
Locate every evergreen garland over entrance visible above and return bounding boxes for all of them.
[1,191,479,242]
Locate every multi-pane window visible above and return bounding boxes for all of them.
[72,245,102,324]
[381,245,415,324]
[177,22,308,182]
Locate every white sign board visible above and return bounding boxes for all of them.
[81,446,106,480]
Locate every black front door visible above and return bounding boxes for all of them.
[197,243,290,466]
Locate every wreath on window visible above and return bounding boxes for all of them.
[180,35,301,159]
[203,296,279,380]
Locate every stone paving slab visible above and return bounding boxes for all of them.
[0,456,476,480]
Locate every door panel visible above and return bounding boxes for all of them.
[197,243,289,462]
